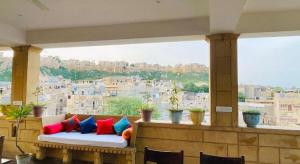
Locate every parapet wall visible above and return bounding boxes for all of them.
[2,116,300,164]
[135,120,300,164]
[0,116,42,158]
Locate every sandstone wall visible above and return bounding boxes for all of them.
[136,121,300,164]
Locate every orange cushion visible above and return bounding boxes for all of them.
[122,127,133,140]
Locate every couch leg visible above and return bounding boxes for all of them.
[94,152,103,164]
[36,147,46,160]
[126,152,135,164]
[62,149,72,164]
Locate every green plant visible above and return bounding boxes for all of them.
[105,97,143,116]
[189,108,205,112]
[140,103,154,111]
[31,87,46,107]
[141,80,154,111]
[183,82,209,93]
[6,105,32,155]
[243,109,260,114]
[169,81,182,111]
[40,65,208,83]
[238,92,246,102]
[105,97,160,119]
[0,105,12,115]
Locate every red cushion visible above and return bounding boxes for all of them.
[43,122,64,135]
[96,118,114,135]
[62,115,80,132]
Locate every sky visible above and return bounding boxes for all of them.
[42,41,209,66]
[238,36,300,88]
[2,36,300,88]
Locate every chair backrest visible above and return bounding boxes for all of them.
[200,152,245,164]
[144,147,184,164]
[0,136,4,161]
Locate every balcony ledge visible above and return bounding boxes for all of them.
[136,119,300,135]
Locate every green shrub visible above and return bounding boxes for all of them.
[243,109,260,114]
[189,108,205,112]
[104,97,160,119]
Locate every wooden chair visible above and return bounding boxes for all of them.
[200,152,245,164]
[144,147,184,164]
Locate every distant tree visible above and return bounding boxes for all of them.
[40,66,209,84]
[183,82,209,93]
[104,97,160,118]
[273,87,284,93]
[238,92,246,102]
[104,97,143,116]
[198,85,209,93]
[0,69,12,81]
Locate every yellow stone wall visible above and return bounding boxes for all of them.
[136,121,300,164]
[0,116,42,158]
[11,46,41,105]
[0,116,128,163]
[2,116,300,164]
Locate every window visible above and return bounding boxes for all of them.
[39,41,209,122]
[0,50,13,105]
[238,36,300,129]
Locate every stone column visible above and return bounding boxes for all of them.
[11,46,42,105]
[206,33,239,127]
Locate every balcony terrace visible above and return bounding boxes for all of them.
[1,0,300,164]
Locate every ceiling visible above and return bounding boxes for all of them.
[1,0,300,47]
[243,0,300,13]
[0,0,209,30]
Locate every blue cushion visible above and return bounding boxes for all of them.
[79,116,97,134]
[114,117,130,135]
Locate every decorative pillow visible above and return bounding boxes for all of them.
[114,117,130,135]
[122,127,133,140]
[43,122,64,135]
[62,115,80,132]
[96,118,114,135]
[79,116,97,134]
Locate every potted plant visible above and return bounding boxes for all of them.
[243,109,261,128]
[140,104,153,122]
[6,105,32,164]
[31,87,45,117]
[169,82,183,123]
[0,105,12,116]
[189,108,205,125]
[140,80,154,122]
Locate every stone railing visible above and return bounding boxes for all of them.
[2,116,300,164]
[135,120,300,164]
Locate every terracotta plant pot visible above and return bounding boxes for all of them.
[33,106,44,117]
[141,109,152,122]
[190,111,205,125]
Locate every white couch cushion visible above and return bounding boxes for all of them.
[38,132,128,148]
